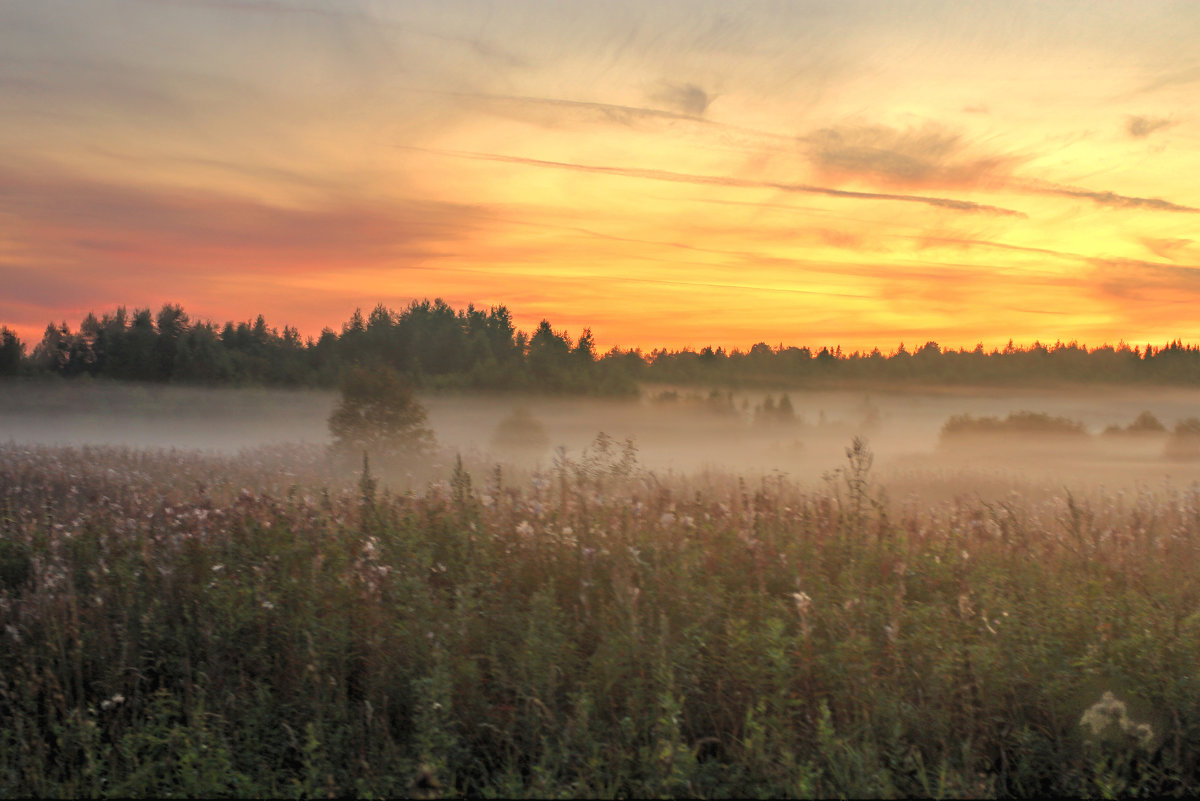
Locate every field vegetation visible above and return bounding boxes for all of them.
[3,434,1200,797]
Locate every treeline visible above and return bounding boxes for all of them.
[646,339,1200,387]
[5,301,634,394]
[4,300,1200,391]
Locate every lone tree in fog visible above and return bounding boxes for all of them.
[329,366,433,456]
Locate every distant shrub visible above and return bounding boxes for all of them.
[1164,417,1200,459]
[754,393,796,426]
[941,410,1087,441]
[1104,411,1167,437]
[490,406,550,456]
[706,388,737,415]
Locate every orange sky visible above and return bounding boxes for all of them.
[2,1,1199,353]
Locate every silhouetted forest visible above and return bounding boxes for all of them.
[4,300,1200,392]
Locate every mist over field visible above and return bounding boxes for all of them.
[7,378,1200,796]
[4,380,1200,496]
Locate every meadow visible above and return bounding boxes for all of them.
[3,426,1200,798]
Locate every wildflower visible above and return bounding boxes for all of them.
[1080,690,1155,750]
[792,591,813,617]
[957,593,973,618]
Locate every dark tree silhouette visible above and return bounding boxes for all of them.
[0,327,23,376]
[12,297,1200,392]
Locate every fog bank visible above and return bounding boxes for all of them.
[3,381,1200,497]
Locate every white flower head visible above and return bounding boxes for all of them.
[792,591,813,617]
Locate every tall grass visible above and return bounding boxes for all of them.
[2,440,1199,797]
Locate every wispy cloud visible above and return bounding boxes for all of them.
[1126,114,1175,138]
[1128,64,1200,98]
[0,163,490,272]
[802,122,1019,189]
[437,90,710,128]
[430,89,797,145]
[648,82,713,116]
[404,146,1027,217]
[126,0,351,20]
[1141,237,1193,260]
[1088,257,1200,305]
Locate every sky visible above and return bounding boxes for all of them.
[2,0,1199,353]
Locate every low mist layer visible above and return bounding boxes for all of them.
[4,380,1200,497]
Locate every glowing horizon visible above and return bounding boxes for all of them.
[3,1,1199,355]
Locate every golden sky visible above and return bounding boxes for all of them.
[3,0,1199,352]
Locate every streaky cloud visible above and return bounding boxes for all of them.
[1087,256,1200,304]
[437,90,709,126]
[403,146,1027,217]
[1127,64,1200,98]
[428,90,794,142]
[398,261,870,301]
[912,235,1088,262]
[126,0,345,18]
[1023,180,1199,213]
[0,162,490,268]
[1141,237,1193,261]
[126,0,529,68]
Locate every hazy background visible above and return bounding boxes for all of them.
[4,382,1199,497]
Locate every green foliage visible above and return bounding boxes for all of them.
[111,689,250,798]
[0,536,32,593]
